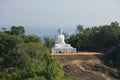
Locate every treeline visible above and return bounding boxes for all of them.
[0,26,64,80]
[42,22,120,69]
[1,21,120,79]
[67,21,120,69]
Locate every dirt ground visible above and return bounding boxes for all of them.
[53,52,120,80]
[51,52,103,56]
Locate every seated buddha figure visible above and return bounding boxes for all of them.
[54,28,70,47]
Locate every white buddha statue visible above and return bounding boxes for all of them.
[52,28,76,53]
[54,28,70,47]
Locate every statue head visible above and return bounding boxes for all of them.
[58,28,63,35]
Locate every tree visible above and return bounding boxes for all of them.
[0,27,10,34]
[44,37,54,50]
[0,32,23,67]
[1,27,7,32]
[0,27,64,80]
[76,24,84,34]
[68,21,120,69]
[45,56,64,80]
[10,26,25,36]
[111,21,119,27]
[21,35,42,43]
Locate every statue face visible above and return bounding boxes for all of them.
[58,28,63,35]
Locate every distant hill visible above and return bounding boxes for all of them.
[53,53,120,80]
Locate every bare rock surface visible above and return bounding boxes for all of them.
[53,52,120,80]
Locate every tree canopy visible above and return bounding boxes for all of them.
[1,22,120,79]
[0,26,64,80]
[67,21,120,69]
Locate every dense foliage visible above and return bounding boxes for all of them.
[0,26,64,80]
[1,22,120,79]
[67,22,120,69]
[43,37,54,51]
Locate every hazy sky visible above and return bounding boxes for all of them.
[0,0,120,36]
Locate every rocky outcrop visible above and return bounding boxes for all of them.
[55,54,120,80]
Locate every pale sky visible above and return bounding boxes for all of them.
[0,0,120,36]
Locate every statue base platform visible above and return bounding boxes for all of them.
[52,44,76,53]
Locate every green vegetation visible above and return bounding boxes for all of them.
[43,37,54,51]
[0,26,64,80]
[1,22,120,79]
[67,21,120,69]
